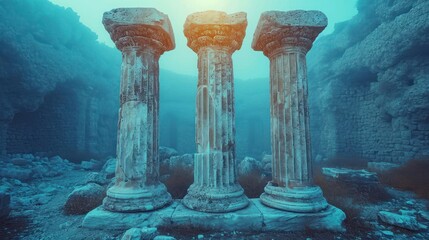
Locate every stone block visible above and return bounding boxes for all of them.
[170,200,263,231]
[82,202,178,230]
[253,200,345,232]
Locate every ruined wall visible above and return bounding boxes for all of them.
[308,0,429,163]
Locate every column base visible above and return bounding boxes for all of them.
[103,183,172,212]
[260,181,328,213]
[183,184,249,213]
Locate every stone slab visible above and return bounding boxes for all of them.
[82,202,178,230]
[253,199,345,232]
[83,199,345,232]
[170,199,263,231]
[322,167,379,183]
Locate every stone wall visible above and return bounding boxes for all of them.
[308,0,429,163]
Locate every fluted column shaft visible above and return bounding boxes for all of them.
[269,46,312,188]
[253,10,329,213]
[182,11,249,213]
[101,8,175,212]
[194,47,236,188]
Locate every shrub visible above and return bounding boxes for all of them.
[162,166,193,199]
[379,158,429,200]
[238,170,270,198]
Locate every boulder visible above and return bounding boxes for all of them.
[169,154,193,169]
[322,168,379,183]
[64,183,105,215]
[0,190,10,218]
[11,157,32,166]
[238,157,262,176]
[101,158,117,179]
[0,166,32,181]
[81,159,102,171]
[378,211,427,231]
[85,172,108,186]
[121,227,157,240]
[159,147,179,163]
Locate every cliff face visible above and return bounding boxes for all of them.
[308,0,429,163]
[0,0,120,159]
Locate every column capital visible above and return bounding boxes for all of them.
[103,8,175,54]
[184,11,247,54]
[252,10,327,57]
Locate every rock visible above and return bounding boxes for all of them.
[381,230,394,237]
[121,228,143,240]
[378,211,427,231]
[141,227,158,239]
[11,157,32,166]
[85,172,108,185]
[64,183,105,214]
[399,209,416,216]
[154,236,176,240]
[238,157,262,175]
[81,159,102,171]
[197,234,204,239]
[367,162,400,172]
[406,200,415,206]
[262,154,272,165]
[0,167,32,181]
[0,190,10,218]
[121,227,157,240]
[322,168,379,183]
[159,147,179,162]
[169,154,193,169]
[101,158,116,179]
[419,211,429,221]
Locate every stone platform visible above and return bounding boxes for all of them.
[82,199,345,232]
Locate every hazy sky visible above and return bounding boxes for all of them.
[48,0,358,79]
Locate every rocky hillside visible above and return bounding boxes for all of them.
[308,0,429,163]
[0,0,120,159]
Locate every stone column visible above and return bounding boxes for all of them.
[182,11,249,212]
[252,11,328,213]
[102,8,175,212]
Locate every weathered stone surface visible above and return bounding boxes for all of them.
[238,157,263,175]
[82,199,345,232]
[102,8,174,52]
[253,10,330,213]
[252,10,328,56]
[378,211,427,231]
[85,172,109,186]
[101,158,116,179]
[182,11,248,213]
[171,200,263,231]
[367,162,400,172]
[64,183,105,215]
[322,167,379,183]
[307,0,429,163]
[0,167,32,181]
[168,154,193,169]
[159,147,179,162]
[82,202,178,230]
[0,190,10,218]
[101,8,174,212]
[184,11,247,53]
[253,200,345,232]
[153,236,176,240]
[121,227,157,240]
[81,159,102,171]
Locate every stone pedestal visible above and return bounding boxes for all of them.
[252,11,330,213]
[182,11,249,212]
[101,8,175,212]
